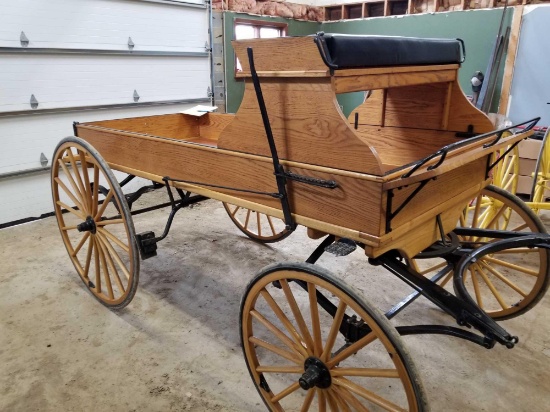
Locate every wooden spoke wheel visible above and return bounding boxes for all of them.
[51,137,139,309]
[223,202,292,243]
[240,263,428,411]
[411,185,549,320]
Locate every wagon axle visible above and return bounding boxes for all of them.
[76,216,96,234]
[298,357,331,390]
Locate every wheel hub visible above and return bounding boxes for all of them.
[299,357,331,390]
[77,216,96,234]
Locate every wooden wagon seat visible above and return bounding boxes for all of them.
[315,32,464,69]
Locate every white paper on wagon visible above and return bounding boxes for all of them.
[180,105,218,117]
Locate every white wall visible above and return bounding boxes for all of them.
[0,0,211,225]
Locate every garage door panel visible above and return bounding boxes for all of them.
[0,0,207,52]
[0,55,210,112]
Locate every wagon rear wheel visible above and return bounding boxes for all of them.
[412,185,549,320]
[454,185,549,319]
[51,137,139,309]
[223,202,292,243]
[241,263,428,411]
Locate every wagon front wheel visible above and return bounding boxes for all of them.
[240,263,427,411]
[223,202,292,243]
[51,137,139,309]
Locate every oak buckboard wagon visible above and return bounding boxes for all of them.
[51,33,549,411]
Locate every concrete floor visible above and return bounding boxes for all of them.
[1,194,549,411]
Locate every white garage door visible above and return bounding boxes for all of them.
[0,0,212,226]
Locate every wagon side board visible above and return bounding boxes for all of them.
[76,125,386,246]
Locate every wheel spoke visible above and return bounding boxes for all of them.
[71,232,91,257]
[260,289,311,355]
[92,164,100,217]
[326,390,339,412]
[230,205,240,217]
[55,178,86,214]
[476,267,509,309]
[308,282,323,357]
[256,365,303,374]
[58,159,87,214]
[256,212,262,237]
[300,388,315,412]
[96,237,114,299]
[61,225,79,231]
[56,200,85,220]
[321,301,347,362]
[266,215,277,236]
[270,382,301,403]
[331,367,399,378]
[332,385,369,412]
[318,389,327,412]
[483,256,539,277]
[248,336,302,364]
[93,237,101,293]
[280,280,315,355]
[82,236,94,280]
[96,218,124,226]
[326,331,376,369]
[97,227,130,253]
[96,234,125,294]
[330,387,351,412]
[478,260,527,297]
[469,265,483,307]
[67,150,89,212]
[78,150,93,213]
[333,377,406,412]
[94,191,115,221]
[244,209,252,230]
[250,310,308,358]
[96,231,131,280]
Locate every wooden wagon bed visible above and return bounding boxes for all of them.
[75,33,535,258]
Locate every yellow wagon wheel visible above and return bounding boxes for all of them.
[223,202,292,243]
[491,142,519,195]
[241,263,428,411]
[411,185,549,320]
[52,137,139,309]
[529,129,550,214]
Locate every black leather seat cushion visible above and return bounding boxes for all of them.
[315,33,463,69]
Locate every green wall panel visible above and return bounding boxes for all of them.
[224,9,513,115]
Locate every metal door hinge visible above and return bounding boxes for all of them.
[30,94,38,109]
[128,37,135,50]
[40,153,48,167]
[20,31,29,47]
[133,90,140,102]
[207,87,213,98]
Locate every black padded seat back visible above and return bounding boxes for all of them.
[314,32,464,69]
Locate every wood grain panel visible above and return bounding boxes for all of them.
[198,113,234,141]
[233,37,327,74]
[446,81,494,133]
[353,126,462,170]
[89,113,200,140]
[76,126,384,236]
[217,79,383,175]
[384,83,448,130]
[332,69,456,94]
